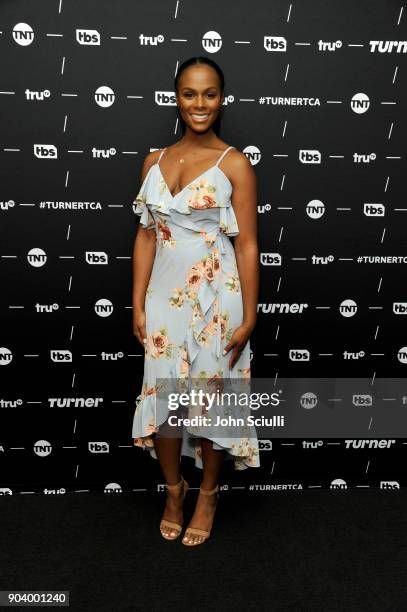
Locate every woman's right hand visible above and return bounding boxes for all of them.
[133,308,147,348]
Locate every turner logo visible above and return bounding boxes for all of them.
[264,36,287,52]
[243,145,261,165]
[393,302,407,314]
[50,350,72,363]
[0,348,13,365]
[95,299,114,317]
[299,150,321,164]
[155,91,177,106]
[95,86,115,108]
[345,439,395,449]
[369,41,407,53]
[76,29,101,45]
[260,253,281,266]
[13,22,34,46]
[289,349,310,362]
[351,93,370,114]
[34,145,57,159]
[44,488,66,494]
[306,199,325,219]
[364,203,385,216]
[27,248,47,267]
[202,30,222,53]
[257,303,308,314]
[339,299,357,317]
[86,251,108,264]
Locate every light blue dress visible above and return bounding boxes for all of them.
[132,145,260,470]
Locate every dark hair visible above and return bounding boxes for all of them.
[174,56,225,136]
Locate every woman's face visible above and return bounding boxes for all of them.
[176,64,224,133]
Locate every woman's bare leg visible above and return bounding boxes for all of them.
[154,433,185,538]
[182,438,225,545]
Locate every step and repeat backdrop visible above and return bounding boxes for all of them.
[0,0,406,496]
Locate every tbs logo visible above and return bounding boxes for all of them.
[299,150,321,164]
[76,29,100,45]
[86,251,108,264]
[260,253,281,266]
[264,36,287,52]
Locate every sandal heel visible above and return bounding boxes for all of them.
[159,476,189,540]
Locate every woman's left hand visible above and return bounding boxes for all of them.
[223,323,254,370]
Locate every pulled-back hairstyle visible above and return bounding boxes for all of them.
[174,56,225,136]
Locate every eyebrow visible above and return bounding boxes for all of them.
[180,86,218,91]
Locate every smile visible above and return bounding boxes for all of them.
[191,114,209,122]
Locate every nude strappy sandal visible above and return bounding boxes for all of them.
[160,476,189,540]
[182,484,219,546]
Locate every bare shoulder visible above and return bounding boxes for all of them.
[222,147,256,186]
[139,148,163,181]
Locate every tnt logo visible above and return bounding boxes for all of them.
[264,36,287,52]
[104,483,122,493]
[300,392,317,410]
[95,86,115,108]
[306,199,325,219]
[351,93,370,114]
[339,299,358,318]
[95,299,114,317]
[330,478,347,490]
[397,347,407,363]
[76,29,100,45]
[27,248,47,267]
[0,347,13,365]
[202,30,223,53]
[13,23,34,46]
[299,150,321,164]
[243,145,261,165]
[260,253,281,266]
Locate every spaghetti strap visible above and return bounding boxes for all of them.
[215,145,235,167]
[157,147,167,164]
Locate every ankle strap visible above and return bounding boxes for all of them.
[166,477,184,490]
[199,484,219,496]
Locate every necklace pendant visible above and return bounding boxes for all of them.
[179,158,185,163]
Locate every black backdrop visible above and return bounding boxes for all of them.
[0,0,406,495]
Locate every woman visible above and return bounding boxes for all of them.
[132,56,260,546]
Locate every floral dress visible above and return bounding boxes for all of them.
[132,145,260,470]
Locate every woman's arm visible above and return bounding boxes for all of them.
[132,153,158,346]
[223,150,259,369]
